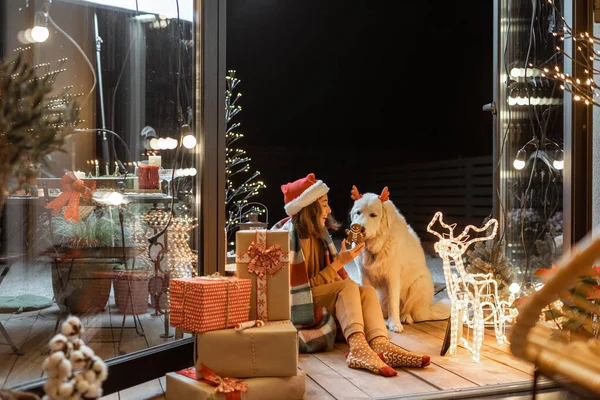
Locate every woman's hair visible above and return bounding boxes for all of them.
[291,199,341,239]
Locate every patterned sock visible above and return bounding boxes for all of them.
[369,336,431,368]
[346,333,397,377]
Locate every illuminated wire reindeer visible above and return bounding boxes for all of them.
[427,212,513,362]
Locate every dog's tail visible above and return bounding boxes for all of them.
[426,298,451,321]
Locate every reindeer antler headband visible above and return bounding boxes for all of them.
[350,185,390,203]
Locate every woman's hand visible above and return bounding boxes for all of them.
[331,240,365,271]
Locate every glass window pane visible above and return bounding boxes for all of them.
[0,0,198,388]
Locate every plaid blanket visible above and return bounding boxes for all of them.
[272,217,346,353]
[297,306,337,353]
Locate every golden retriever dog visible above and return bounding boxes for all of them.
[349,185,450,333]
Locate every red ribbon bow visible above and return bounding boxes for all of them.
[45,171,96,223]
[246,241,284,278]
[178,364,248,400]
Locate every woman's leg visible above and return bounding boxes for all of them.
[359,285,431,368]
[312,280,396,377]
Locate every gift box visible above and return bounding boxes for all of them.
[166,366,306,400]
[236,230,290,321]
[195,321,298,378]
[170,276,252,333]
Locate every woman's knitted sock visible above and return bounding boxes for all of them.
[346,332,397,377]
[369,336,431,368]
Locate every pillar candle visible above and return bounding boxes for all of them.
[148,156,162,167]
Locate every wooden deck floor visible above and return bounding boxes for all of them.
[1,304,537,400]
[1,285,539,400]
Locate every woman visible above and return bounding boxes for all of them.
[273,173,430,377]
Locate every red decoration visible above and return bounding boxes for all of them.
[246,241,284,278]
[44,171,96,223]
[138,164,159,189]
[177,365,248,400]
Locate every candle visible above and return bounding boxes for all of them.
[105,162,110,176]
[138,162,159,189]
[148,155,162,167]
[95,160,99,177]
[74,171,85,180]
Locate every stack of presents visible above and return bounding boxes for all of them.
[166,230,306,400]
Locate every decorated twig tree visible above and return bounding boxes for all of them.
[0,48,80,216]
[225,70,266,244]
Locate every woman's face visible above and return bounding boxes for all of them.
[318,195,331,227]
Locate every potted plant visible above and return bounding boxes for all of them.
[37,208,130,314]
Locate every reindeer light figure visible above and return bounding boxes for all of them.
[427,211,515,362]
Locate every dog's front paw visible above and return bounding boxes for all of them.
[388,319,404,333]
[401,314,414,324]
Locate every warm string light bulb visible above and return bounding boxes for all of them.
[31,11,49,43]
[513,149,527,170]
[427,212,518,362]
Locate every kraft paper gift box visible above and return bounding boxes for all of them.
[236,230,290,321]
[170,276,252,333]
[166,366,306,400]
[194,321,298,378]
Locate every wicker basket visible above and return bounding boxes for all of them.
[113,271,150,315]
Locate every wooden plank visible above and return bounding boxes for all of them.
[0,310,41,387]
[119,377,164,400]
[393,325,532,386]
[312,346,437,398]
[303,373,336,400]
[334,342,475,391]
[298,353,370,399]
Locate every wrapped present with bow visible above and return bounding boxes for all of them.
[236,230,290,321]
[44,171,96,223]
[170,275,252,333]
[166,365,305,400]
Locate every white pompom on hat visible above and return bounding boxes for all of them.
[281,173,330,216]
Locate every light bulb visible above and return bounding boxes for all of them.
[509,282,521,294]
[149,138,159,150]
[553,159,564,170]
[513,149,527,170]
[166,137,178,149]
[182,134,197,149]
[32,11,49,42]
[157,138,167,150]
[513,159,525,170]
[108,192,124,206]
[31,26,49,42]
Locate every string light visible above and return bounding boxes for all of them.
[31,10,49,42]
[427,212,519,362]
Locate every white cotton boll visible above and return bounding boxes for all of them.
[84,383,103,398]
[61,316,83,338]
[49,351,66,364]
[57,359,73,380]
[71,338,85,350]
[83,369,97,383]
[44,378,61,397]
[58,381,76,398]
[79,345,95,360]
[75,374,90,393]
[69,350,85,370]
[90,357,108,380]
[49,334,70,353]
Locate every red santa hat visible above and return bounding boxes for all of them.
[281,173,329,216]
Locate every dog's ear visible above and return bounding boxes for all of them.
[381,198,397,230]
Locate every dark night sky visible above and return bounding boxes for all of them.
[226,1,493,154]
[225,0,494,223]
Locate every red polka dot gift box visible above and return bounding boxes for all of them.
[170,275,252,333]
